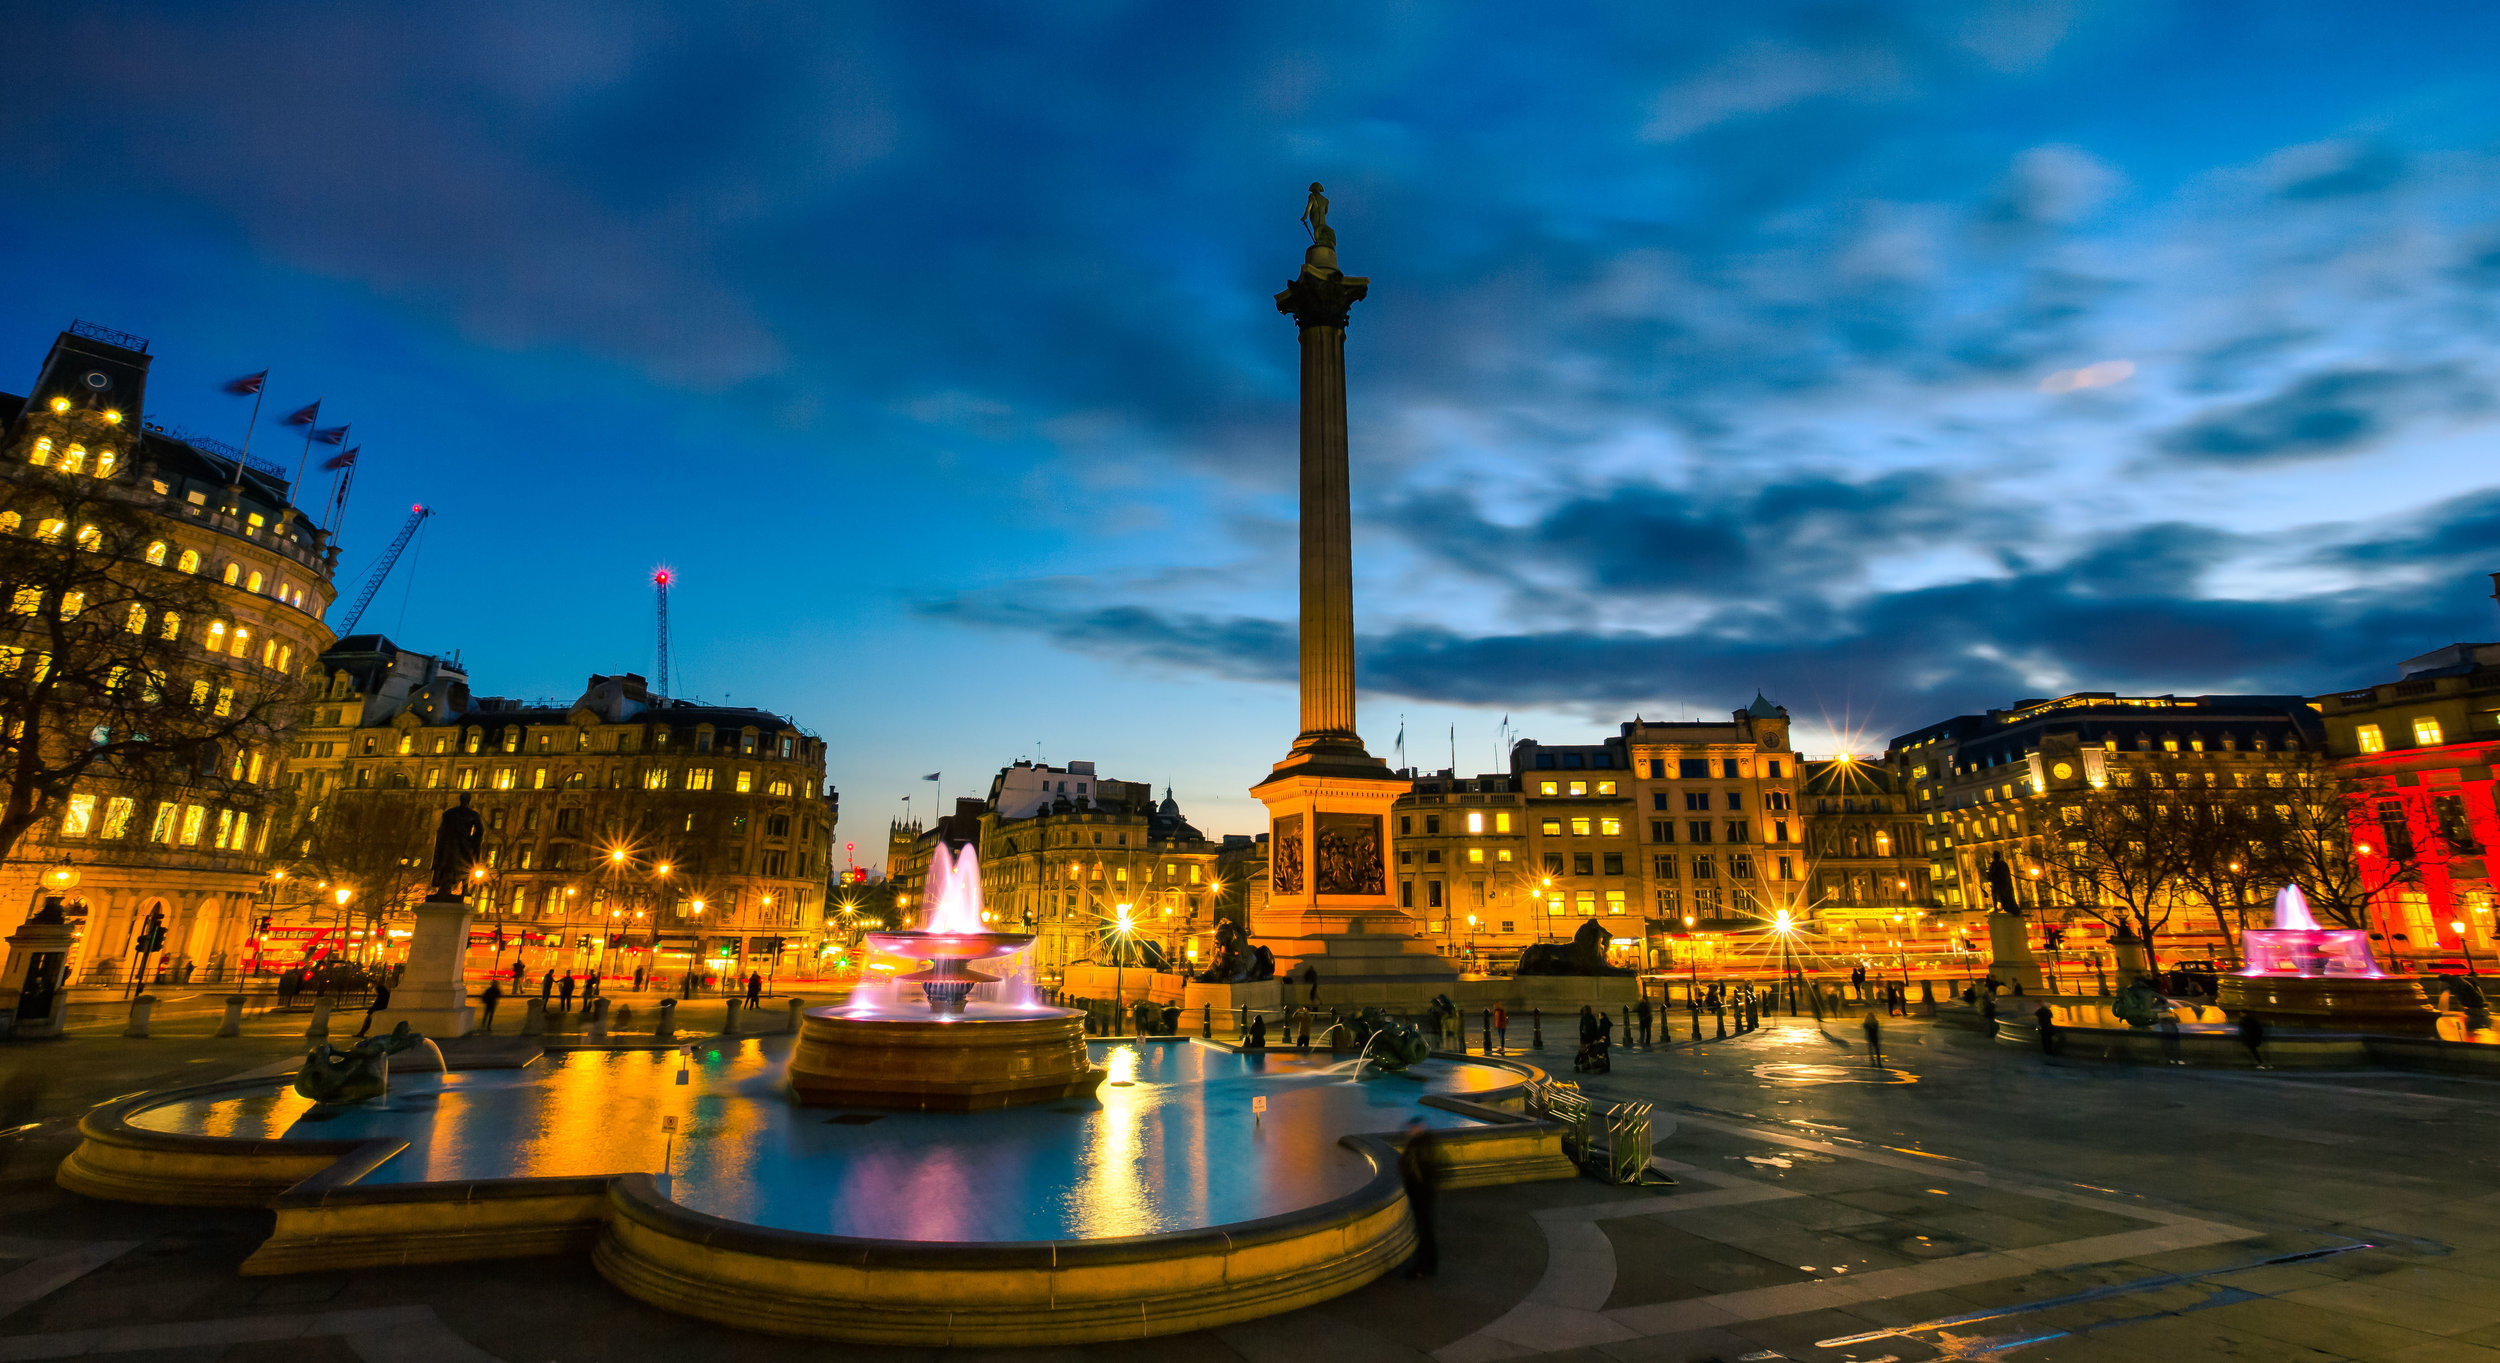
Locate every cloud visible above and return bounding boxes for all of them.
[2155,365,2474,464]
[2264,138,2407,201]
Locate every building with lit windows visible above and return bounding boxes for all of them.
[281,641,835,982]
[0,322,339,983]
[886,762,1223,979]
[2316,636,2500,964]
[1799,758,1935,946]
[1620,699,1804,969]
[1887,692,2320,958]
[1390,771,1527,971]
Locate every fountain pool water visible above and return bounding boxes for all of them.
[2238,884,2381,978]
[129,1034,1514,1241]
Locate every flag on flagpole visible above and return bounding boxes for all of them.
[284,401,320,425]
[221,371,267,396]
[321,446,359,471]
[311,425,349,446]
[921,772,941,781]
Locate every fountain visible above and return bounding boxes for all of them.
[2214,885,2439,1033]
[785,843,1107,1109]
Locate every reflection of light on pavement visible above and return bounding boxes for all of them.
[1753,1062,1917,1085]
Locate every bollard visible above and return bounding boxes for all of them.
[1532,1008,1543,1051]
[216,995,245,1038]
[723,999,743,1037]
[587,1006,609,1044]
[521,997,547,1036]
[1481,1009,1493,1055]
[1238,1004,1250,1038]
[1202,1004,1213,1039]
[1690,1007,1701,1040]
[1714,1007,1726,1039]
[124,995,156,1038]
[655,998,677,1042]
[305,997,334,1040]
[786,997,805,1034]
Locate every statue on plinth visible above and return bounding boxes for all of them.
[428,792,485,900]
[1516,918,1636,977]
[1300,182,1335,247]
[1986,852,2022,915]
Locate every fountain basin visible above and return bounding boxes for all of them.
[787,1003,1104,1109]
[2214,974,2441,1033]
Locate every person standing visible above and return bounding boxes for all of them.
[557,972,576,1013]
[679,970,694,1000]
[1247,1014,1267,1050]
[479,979,503,1034]
[1862,1011,1883,1067]
[1636,996,1653,1047]
[357,978,391,1037]
[585,969,601,1001]
[2237,1012,2266,1067]
[540,969,555,1003]
[511,959,525,989]
[2158,1010,2182,1065]
[1302,962,1320,1003]
[746,972,763,1007]
[1400,1118,1439,1278]
[2035,1003,2058,1056]
[1493,1005,1509,1054]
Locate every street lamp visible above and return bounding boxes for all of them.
[1111,903,1134,1035]
[1772,907,1800,1015]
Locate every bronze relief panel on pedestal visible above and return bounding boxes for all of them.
[1315,813,1383,896]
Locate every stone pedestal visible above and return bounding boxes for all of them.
[0,903,75,1039]
[788,1006,1104,1110]
[368,895,474,1040]
[1986,913,2045,993]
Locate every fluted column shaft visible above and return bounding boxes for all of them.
[1298,320,1356,741]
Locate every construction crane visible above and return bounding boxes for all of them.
[652,567,674,695]
[335,503,433,635]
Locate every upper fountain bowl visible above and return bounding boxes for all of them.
[863,930,1034,962]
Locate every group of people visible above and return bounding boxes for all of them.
[458,965,770,1034]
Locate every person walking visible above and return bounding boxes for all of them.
[1577,1004,1597,1047]
[746,972,763,1007]
[355,977,390,1037]
[2237,1012,2266,1067]
[510,959,525,989]
[679,970,694,1000]
[479,979,503,1034]
[1295,1006,1312,1053]
[1493,1005,1508,1054]
[1302,962,1320,1003]
[2035,1003,2058,1056]
[632,965,646,992]
[586,970,601,1000]
[557,972,576,1013]
[1636,996,1653,1047]
[1399,1118,1440,1278]
[540,969,555,1003]
[1862,1011,1884,1067]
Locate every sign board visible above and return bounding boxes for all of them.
[660,1116,678,1133]
[1251,1096,1268,1116]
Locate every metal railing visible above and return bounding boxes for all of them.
[69,319,149,353]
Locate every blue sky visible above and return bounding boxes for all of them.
[4,2,2498,857]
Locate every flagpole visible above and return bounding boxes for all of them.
[225,379,266,493]
[281,400,320,534]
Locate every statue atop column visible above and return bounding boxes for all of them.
[1301,183,1335,248]
[428,792,485,900]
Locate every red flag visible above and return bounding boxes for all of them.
[284,401,321,425]
[222,371,267,396]
[322,446,359,471]
[312,425,349,446]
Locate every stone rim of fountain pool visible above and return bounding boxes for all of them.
[58,1036,1578,1344]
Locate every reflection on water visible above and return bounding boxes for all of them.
[130,1039,1509,1242]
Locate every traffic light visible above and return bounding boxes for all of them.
[135,908,167,954]
[257,915,272,936]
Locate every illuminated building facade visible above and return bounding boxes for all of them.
[2317,639,2500,964]
[1887,692,2322,955]
[1800,759,1935,949]
[282,641,835,980]
[0,322,339,982]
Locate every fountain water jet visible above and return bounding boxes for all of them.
[789,844,1105,1108]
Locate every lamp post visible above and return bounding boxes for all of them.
[1111,902,1133,1035]
[1773,907,1799,1015]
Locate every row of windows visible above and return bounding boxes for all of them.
[2356,719,2444,752]
[1399,811,1517,836]
[55,793,258,851]
[27,437,119,478]
[308,762,801,797]
[317,721,802,760]
[1399,846,1517,866]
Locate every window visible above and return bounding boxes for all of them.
[1401,881,1413,908]
[58,446,84,474]
[1495,811,1512,833]
[1599,817,1622,836]
[1568,781,1587,797]
[1722,759,1744,779]
[1570,817,1592,836]
[1575,891,1596,916]
[1467,847,1484,863]
[1778,855,1796,881]
[770,779,793,797]
[1685,791,1709,811]
[1427,881,1444,909]
[1726,821,1750,843]
[1595,781,1616,796]
[687,767,715,791]
[643,767,668,790]
[1424,814,1441,835]
[1465,811,1484,834]
[1648,759,1667,778]
[1424,849,1442,864]
[488,766,513,790]
[458,768,477,790]
[27,438,49,467]
[2414,717,2444,747]
[1687,820,1712,843]
[179,804,207,845]
[61,794,95,836]
[57,590,83,619]
[149,802,179,843]
[1603,853,1624,875]
[1604,889,1627,914]
[1765,760,1784,778]
[1540,817,1562,835]
[1725,791,1743,812]
[736,770,753,793]
[1399,815,1412,835]
[1651,820,1672,842]
[1497,848,1513,862]
[1538,780,1559,796]
[2356,724,2385,754]
[1572,853,1593,875]
[100,796,134,838]
[1542,854,1563,874]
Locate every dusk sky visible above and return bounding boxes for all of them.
[4,3,2497,858]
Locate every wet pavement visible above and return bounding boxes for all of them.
[3,1014,2498,1360]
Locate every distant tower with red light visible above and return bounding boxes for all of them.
[652,567,673,696]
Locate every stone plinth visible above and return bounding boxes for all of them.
[787,1006,1105,1110]
[0,904,76,1039]
[1985,913,2045,993]
[368,896,474,1040]
[2216,974,2441,1034]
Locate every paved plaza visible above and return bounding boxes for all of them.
[5,1012,2500,1362]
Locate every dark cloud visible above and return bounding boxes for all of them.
[2155,366,2467,464]
[2273,139,2406,201]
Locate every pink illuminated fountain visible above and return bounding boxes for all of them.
[788,845,1104,1108]
[2216,885,2438,1033]
[861,845,1033,1016]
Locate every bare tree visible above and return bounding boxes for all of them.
[2249,748,2421,934]
[2033,773,2185,966]
[0,468,289,861]
[2172,785,2273,961]
[273,787,434,957]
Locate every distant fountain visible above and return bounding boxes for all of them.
[2216,885,2439,1033]
[790,845,1104,1108]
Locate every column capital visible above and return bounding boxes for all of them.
[1275,268,1370,330]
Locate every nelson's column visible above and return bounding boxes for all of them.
[1251,185,1459,1005]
